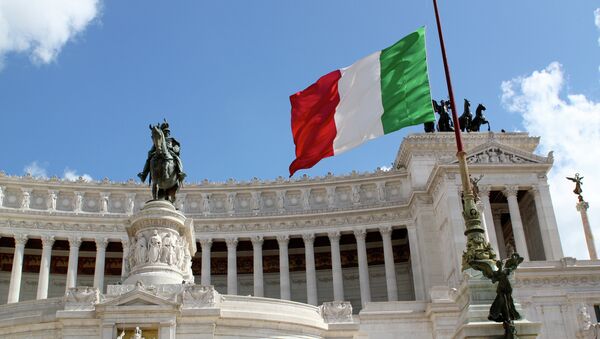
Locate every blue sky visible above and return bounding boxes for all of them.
[1,1,600,257]
[1,0,597,182]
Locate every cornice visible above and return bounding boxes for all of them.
[394,132,540,168]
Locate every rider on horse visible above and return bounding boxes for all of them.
[138,121,186,183]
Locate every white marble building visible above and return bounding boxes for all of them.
[0,132,597,338]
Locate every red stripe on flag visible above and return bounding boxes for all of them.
[289,70,341,177]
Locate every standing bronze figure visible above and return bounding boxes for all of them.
[471,253,524,339]
[566,173,584,201]
[138,120,186,203]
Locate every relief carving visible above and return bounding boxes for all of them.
[319,301,353,323]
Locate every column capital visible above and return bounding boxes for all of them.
[199,238,213,248]
[276,234,289,245]
[41,235,55,247]
[13,234,28,246]
[576,201,590,212]
[68,236,82,248]
[478,185,492,197]
[121,238,129,249]
[302,232,315,244]
[95,237,109,250]
[503,185,519,198]
[353,228,367,240]
[379,225,393,236]
[225,237,239,248]
[100,192,111,199]
[327,231,341,242]
[251,235,264,246]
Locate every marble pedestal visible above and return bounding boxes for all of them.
[452,269,541,339]
[123,200,196,285]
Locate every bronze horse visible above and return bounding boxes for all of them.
[458,99,472,132]
[149,124,180,203]
[471,103,491,132]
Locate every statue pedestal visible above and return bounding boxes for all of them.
[123,200,196,285]
[452,269,541,339]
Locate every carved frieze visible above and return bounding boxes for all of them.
[65,286,100,310]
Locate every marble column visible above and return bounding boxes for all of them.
[353,228,371,307]
[536,181,564,259]
[251,235,264,297]
[66,236,82,291]
[328,231,344,301]
[531,186,555,260]
[121,239,129,278]
[303,233,317,305]
[478,185,500,252]
[406,224,425,300]
[577,200,598,260]
[277,235,291,300]
[7,234,27,303]
[225,237,238,295]
[493,212,507,259]
[94,238,108,292]
[199,238,212,286]
[503,186,530,261]
[379,226,398,301]
[37,235,55,300]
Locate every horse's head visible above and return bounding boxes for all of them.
[464,98,470,108]
[477,103,486,111]
[150,124,166,153]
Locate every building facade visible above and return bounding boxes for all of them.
[0,132,597,338]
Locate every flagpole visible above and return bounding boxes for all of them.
[432,0,497,271]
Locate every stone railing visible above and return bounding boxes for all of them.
[0,168,408,218]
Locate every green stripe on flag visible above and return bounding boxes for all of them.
[379,27,435,134]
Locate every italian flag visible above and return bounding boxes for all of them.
[289,27,435,176]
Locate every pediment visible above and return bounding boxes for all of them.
[449,140,551,166]
[100,289,179,307]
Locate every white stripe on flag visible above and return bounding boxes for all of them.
[332,51,385,155]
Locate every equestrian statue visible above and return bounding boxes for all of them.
[138,120,186,204]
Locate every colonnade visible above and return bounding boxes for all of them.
[1,225,404,306]
[197,226,400,307]
[477,184,562,262]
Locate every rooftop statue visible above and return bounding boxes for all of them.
[471,103,491,132]
[432,99,454,132]
[458,98,473,132]
[566,173,584,201]
[138,120,186,203]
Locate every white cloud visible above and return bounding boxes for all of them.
[0,0,100,69]
[595,8,600,39]
[63,168,92,182]
[501,62,600,259]
[24,161,48,178]
[379,165,392,172]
